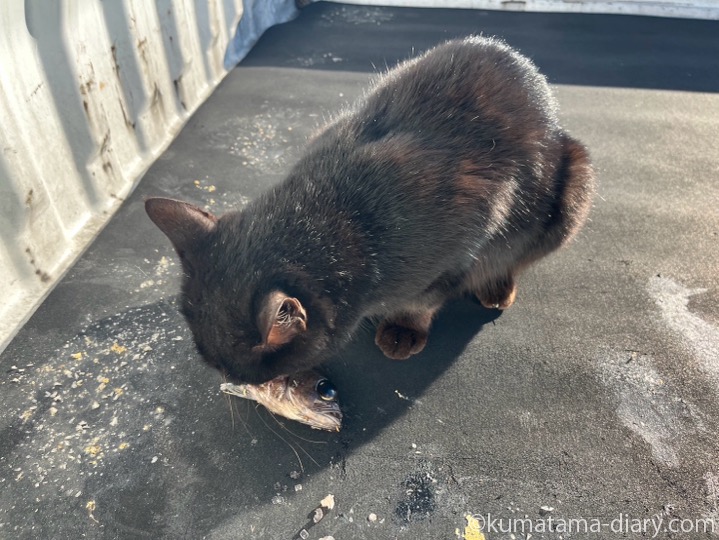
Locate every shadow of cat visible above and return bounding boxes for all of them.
[59,297,499,536]
[326,298,501,442]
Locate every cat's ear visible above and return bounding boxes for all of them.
[257,291,307,349]
[145,198,217,258]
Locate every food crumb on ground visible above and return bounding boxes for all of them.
[320,494,335,510]
[84,444,102,457]
[368,512,377,522]
[110,343,126,354]
[294,484,302,492]
[86,500,98,523]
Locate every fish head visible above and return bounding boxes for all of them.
[286,371,342,432]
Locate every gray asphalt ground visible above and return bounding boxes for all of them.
[2,3,719,539]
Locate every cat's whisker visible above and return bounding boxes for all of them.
[236,396,249,428]
[260,407,322,468]
[221,373,253,436]
[240,398,254,437]
[225,392,235,432]
[263,410,321,468]
[232,394,253,437]
[222,375,234,425]
[220,373,236,431]
[266,408,328,445]
[253,405,306,473]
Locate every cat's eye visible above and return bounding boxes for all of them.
[316,379,338,402]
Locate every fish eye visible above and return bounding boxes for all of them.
[316,379,338,402]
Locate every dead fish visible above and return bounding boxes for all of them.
[220,370,342,431]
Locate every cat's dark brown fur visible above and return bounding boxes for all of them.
[146,36,595,384]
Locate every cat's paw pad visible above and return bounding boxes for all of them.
[375,322,428,360]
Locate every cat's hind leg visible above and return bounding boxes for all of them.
[470,134,594,310]
[475,274,517,310]
[375,308,438,360]
[464,252,521,311]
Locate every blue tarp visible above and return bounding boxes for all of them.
[224,0,300,69]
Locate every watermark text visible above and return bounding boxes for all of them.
[469,512,715,538]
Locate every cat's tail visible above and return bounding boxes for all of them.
[546,133,596,248]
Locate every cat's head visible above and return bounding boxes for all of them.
[145,198,331,384]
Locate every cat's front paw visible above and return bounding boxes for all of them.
[375,321,428,360]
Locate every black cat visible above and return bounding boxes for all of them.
[146,36,595,384]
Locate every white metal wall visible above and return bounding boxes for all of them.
[0,0,243,351]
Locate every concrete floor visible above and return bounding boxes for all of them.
[1,3,719,539]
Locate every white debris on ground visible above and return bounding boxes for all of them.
[0,299,189,526]
[320,494,335,510]
[136,255,175,292]
[214,110,302,175]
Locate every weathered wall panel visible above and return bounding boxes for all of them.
[0,0,243,351]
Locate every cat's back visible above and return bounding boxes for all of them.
[355,36,559,142]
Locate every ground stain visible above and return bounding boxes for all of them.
[647,275,719,385]
[395,471,436,523]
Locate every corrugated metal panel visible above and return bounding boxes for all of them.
[0,0,243,351]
